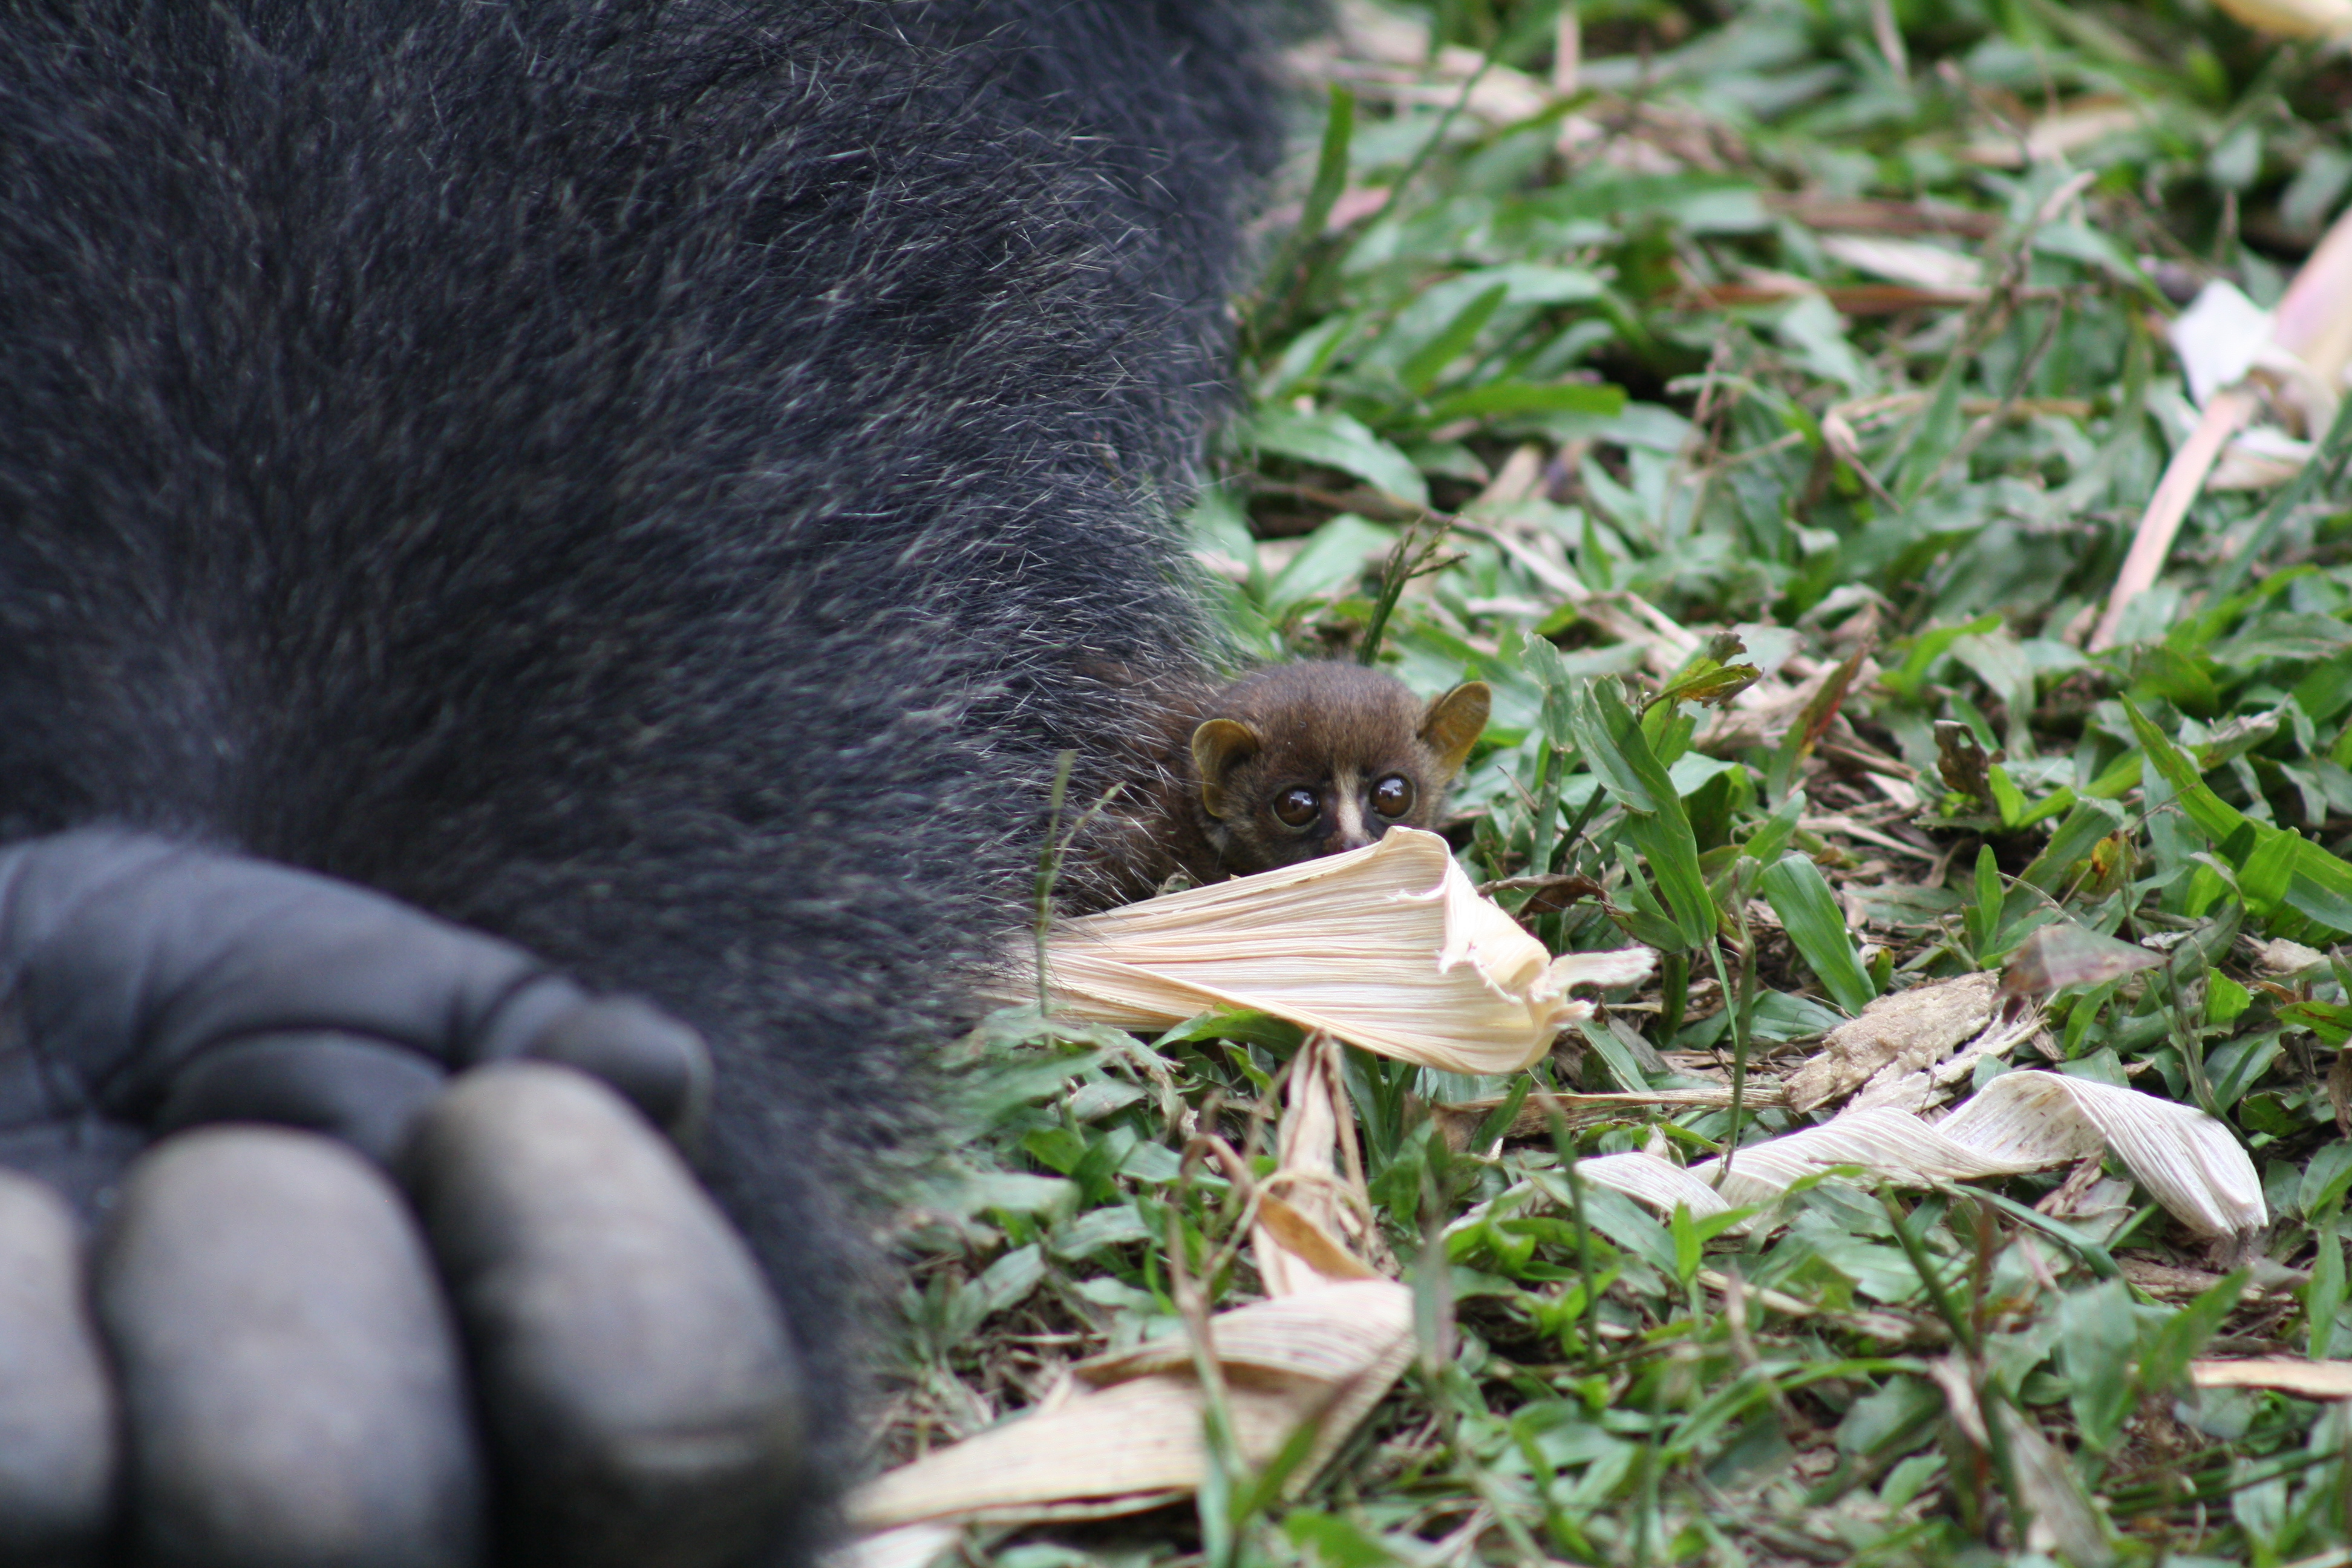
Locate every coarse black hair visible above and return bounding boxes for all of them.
[0,0,1292,1556]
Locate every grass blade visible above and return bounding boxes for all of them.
[1760,852,1877,1015]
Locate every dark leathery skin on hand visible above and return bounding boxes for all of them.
[96,1128,485,1568]
[151,1033,452,1167]
[0,832,761,1566]
[0,1171,116,1568]
[404,1065,803,1568]
[0,830,708,1201]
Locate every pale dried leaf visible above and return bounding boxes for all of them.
[847,1281,1415,1532]
[2174,280,2275,407]
[1784,973,2001,1113]
[2211,428,2315,490]
[1255,1194,1378,1287]
[2003,1403,2115,1566]
[1964,99,2143,168]
[1007,829,1653,1075]
[2097,204,2352,647]
[2004,926,2164,1002]
[1819,234,1983,291]
[2253,937,2330,975]
[2125,1260,2272,1302]
[829,1522,960,1568]
[1693,1105,2085,1204]
[1255,1033,1382,1295]
[2040,1169,2135,1232]
[1573,1149,1734,1218]
[2172,223,2352,434]
[2273,204,2352,395]
[1578,1071,2262,1238]
[2209,0,2352,39]
[1469,443,1544,512]
[1926,1354,1989,1445]
[851,1376,1215,1531]
[1316,1,1553,124]
[2090,385,2259,650]
[1075,1283,1411,1385]
[2191,1359,2352,1398]
[1936,1071,2266,1236]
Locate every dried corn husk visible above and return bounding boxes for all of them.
[1253,1031,1383,1296]
[845,1281,1416,1534]
[1575,1149,1734,1217]
[1006,828,1654,1076]
[1935,1071,2265,1236]
[1691,1101,2089,1204]
[1570,1070,2264,1239]
[837,1023,1409,1568]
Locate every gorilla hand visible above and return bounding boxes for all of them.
[0,831,802,1568]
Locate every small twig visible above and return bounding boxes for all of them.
[2089,387,2259,651]
[1359,515,1459,665]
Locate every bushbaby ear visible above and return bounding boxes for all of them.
[1418,682,1491,781]
[1190,718,1261,820]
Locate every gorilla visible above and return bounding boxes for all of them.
[0,2,1285,1563]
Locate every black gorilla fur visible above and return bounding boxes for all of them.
[0,2,1287,1563]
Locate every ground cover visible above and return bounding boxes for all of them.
[877,4,2352,1563]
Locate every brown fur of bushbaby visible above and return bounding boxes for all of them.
[1065,662,1489,908]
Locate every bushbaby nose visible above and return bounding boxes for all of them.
[1325,788,1374,854]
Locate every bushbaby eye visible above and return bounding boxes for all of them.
[1371,774,1413,818]
[1274,786,1320,828]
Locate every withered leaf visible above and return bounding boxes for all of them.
[2002,924,2163,1007]
[1783,972,2001,1114]
[1933,719,1994,804]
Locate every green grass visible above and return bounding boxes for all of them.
[880,2,2352,1563]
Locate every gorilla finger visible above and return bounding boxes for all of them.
[0,1172,116,1568]
[0,831,708,1151]
[0,831,543,1094]
[97,1129,484,1568]
[151,1031,449,1165]
[403,1063,800,1568]
[510,996,711,1143]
